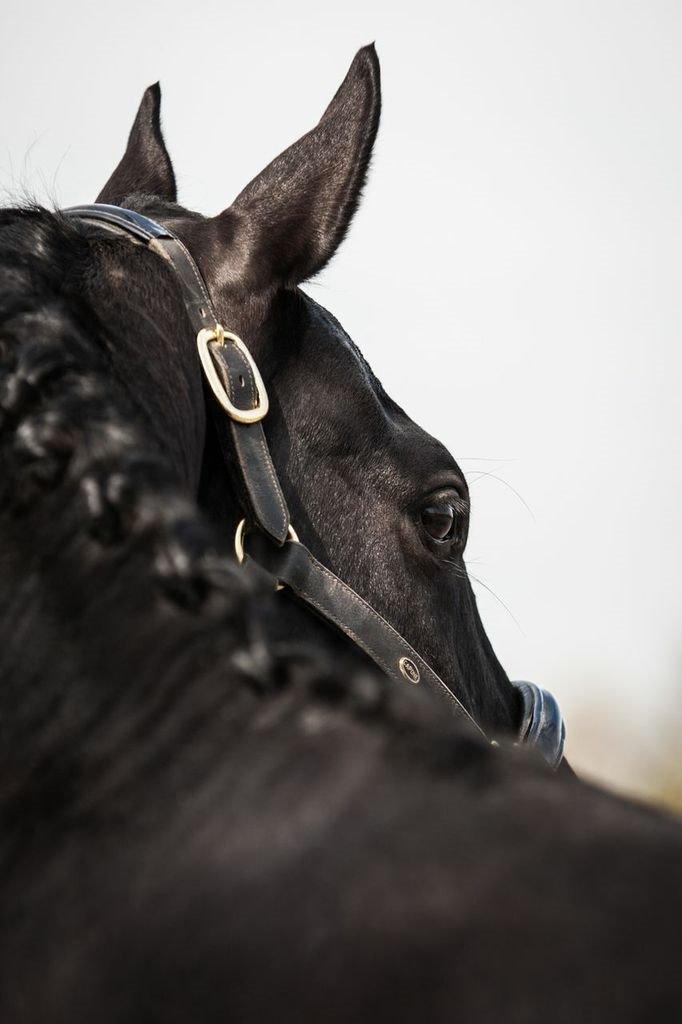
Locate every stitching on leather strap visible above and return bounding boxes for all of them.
[165,236,214,312]
[221,350,289,539]
[287,545,481,730]
[251,429,288,537]
[286,576,397,679]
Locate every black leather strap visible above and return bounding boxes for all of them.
[64,205,290,545]
[208,342,289,543]
[65,204,173,244]
[257,538,487,737]
[66,204,214,335]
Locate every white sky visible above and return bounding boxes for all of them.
[3,0,681,802]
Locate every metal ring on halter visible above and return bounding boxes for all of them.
[234,517,299,590]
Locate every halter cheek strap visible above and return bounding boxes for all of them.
[63,204,566,768]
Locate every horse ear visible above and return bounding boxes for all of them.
[97,83,176,204]
[216,44,381,289]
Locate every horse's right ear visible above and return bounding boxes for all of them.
[97,84,176,205]
[213,45,381,290]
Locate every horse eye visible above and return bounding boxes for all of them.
[421,503,455,541]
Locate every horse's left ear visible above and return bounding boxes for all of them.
[214,44,381,289]
[97,83,176,204]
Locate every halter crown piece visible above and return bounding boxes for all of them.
[64,204,566,769]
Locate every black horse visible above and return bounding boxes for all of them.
[1,45,680,1022]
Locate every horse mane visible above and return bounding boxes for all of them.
[0,205,489,837]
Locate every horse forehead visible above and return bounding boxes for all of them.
[302,296,374,382]
[301,296,460,480]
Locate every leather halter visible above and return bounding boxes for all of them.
[64,204,566,767]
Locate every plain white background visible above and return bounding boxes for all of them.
[3,0,681,805]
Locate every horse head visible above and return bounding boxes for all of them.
[87,46,545,739]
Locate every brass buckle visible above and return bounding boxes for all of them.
[197,324,269,424]
[234,517,299,591]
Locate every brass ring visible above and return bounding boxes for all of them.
[234,517,299,566]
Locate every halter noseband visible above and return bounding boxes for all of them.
[64,204,566,768]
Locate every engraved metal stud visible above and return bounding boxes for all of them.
[398,656,420,684]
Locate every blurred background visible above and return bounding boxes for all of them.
[2,0,680,809]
